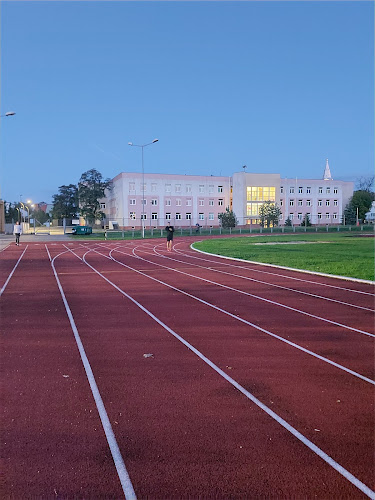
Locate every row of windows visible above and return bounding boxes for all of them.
[128,183,224,194]
[281,199,339,207]
[247,186,276,202]
[283,213,339,220]
[129,199,224,206]
[129,212,216,221]
[281,186,339,195]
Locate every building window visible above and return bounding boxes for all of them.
[175,184,181,193]
[166,213,171,220]
[176,199,181,206]
[165,184,171,193]
[141,183,146,192]
[151,199,158,206]
[334,200,338,206]
[333,213,338,219]
[318,200,322,206]
[247,187,276,202]
[100,202,106,209]
[333,187,338,194]
[298,213,303,220]
[141,214,147,220]
[209,185,214,193]
[326,187,331,194]
[186,184,191,193]
[199,213,204,220]
[326,213,330,219]
[280,187,284,194]
[176,213,181,220]
[199,199,204,206]
[298,187,303,194]
[151,183,157,192]
[218,199,224,206]
[290,213,294,220]
[209,199,214,206]
[141,199,147,205]
[289,199,294,207]
[165,199,171,206]
[218,186,223,193]
[306,187,311,194]
[306,200,311,206]
[129,182,135,192]
[186,199,192,206]
[298,200,303,206]
[199,185,204,193]
[318,187,323,194]
[129,212,136,220]
[290,187,294,194]
[151,213,158,220]
[279,214,283,220]
[280,200,283,206]
[186,213,191,220]
[326,200,330,206]
[318,213,322,219]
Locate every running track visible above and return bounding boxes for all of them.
[1,238,374,499]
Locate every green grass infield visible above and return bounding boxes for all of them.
[192,233,375,281]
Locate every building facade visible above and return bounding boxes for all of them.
[103,160,353,228]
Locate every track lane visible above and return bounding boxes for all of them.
[61,245,371,496]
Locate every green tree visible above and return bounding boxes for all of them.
[258,201,281,228]
[218,207,237,228]
[4,201,20,223]
[78,169,111,221]
[32,208,50,225]
[52,184,79,219]
[301,213,312,227]
[344,190,374,224]
[284,216,292,227]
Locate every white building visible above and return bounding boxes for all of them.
[103,160,353,228]
[365,201,375,223]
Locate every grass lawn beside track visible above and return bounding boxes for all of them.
[192,233,375,281]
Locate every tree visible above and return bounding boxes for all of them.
[258,201,281,228]
[344,189,375,224]
[301,213,312,227]
[52,184,79,219]
[284,216,292,227]
[78,169,111,221]
[218,207,237,228]
[32,208,50,225]
[4,201,20,223]
[356,176,374,192]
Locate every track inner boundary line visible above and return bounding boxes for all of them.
[57,244,375,500]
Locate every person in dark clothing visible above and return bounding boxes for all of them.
[165,222,175,251]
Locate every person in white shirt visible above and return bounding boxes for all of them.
[13,221,22,246]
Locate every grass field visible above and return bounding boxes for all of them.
[193,233,375,281]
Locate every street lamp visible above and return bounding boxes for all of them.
[0,111,16,117]
[128,139,158,238]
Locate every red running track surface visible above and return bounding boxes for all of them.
[1,238,374,499]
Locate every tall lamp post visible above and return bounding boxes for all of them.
[128,139,158,238]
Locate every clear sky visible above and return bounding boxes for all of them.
[0,0,374,204]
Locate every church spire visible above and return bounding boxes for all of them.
[323,159,332,180]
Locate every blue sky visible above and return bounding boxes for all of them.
[1,0,374,204]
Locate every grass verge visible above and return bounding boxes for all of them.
[192,233,375,281]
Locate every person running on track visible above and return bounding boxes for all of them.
[13,221,22,246]
[165,221,175,251]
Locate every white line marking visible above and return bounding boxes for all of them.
[0,246,28,296]
[122,245,374,339]
[47,245,136,500]
[179,244,375,295]
[65,245,375,500]
[147,246,374,312]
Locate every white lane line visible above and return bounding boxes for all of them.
[0,246,28,297]
[71,246,375,500]
[48,245,137,500]
[85,245,374,385]
[172,243,375,296]
[147,246,374,312]
[126,246,374,339]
